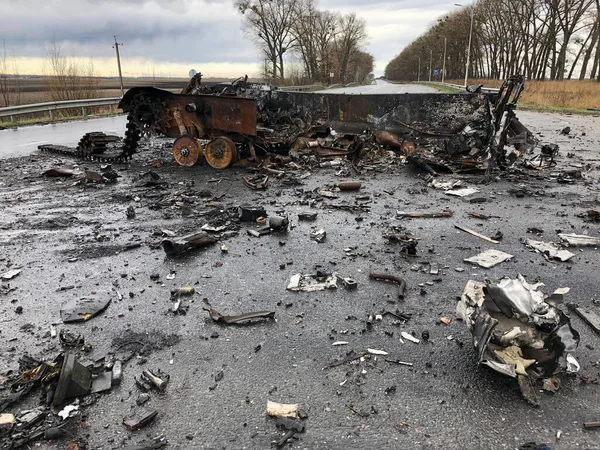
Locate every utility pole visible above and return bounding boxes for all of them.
[113,36,124,97]
[428,48,433,82]
[417,57,421,82]
[442,36,447,83]
[465,7,475,87]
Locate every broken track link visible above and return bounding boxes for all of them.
[38,115,141,164]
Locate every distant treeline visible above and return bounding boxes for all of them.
[385,0,600,82]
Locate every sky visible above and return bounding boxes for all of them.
[0,0,458,78]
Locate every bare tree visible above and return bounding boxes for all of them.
[0,41,10,107]
[235,0,298,81]
[333,13,368,83]
[45,41,99,102]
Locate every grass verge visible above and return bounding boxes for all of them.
[0,112,120,130]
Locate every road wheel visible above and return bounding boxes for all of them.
[205,136,237,169]
[172,135,202,166]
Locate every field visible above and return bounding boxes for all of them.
[447,78,600,110]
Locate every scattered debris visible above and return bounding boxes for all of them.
[287,273,337,292]
[526,239,574,262]
[445,187,479,197]
[559,233,600,247]
[369,273,406,300]
[583,421,600,430]
[464,249,514,268]
[60,297,111,323]
[43,167,75,177]
[137,369,169,392]
[298,212,317,221]
[568,305,600,335]
[161,231,217,255]
[123,407,158,431]
[397,210,453,219]
[578,210,600,223]
[338,181,362,191]
[121,435,168,450]
[1,269,21,281]
[457,276,579,405]
[310,228,326,243]
[239,205,267,221]
[455,224,500,244]
[367,348,389,356]
[243,174,269,190]
[400,332,420,344]
[202,301,275,324]
[266,401,299,419]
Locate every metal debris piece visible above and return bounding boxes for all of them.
[1,269,21,281]
[266,401,299,419]
[526,239,574,262]
[579,210,600,223]
[338,181,362,191]
[43,167,75,177]
[332,341,349,346]
[286,273,338,292]
[123,407,158,431]
[243,174,269,190]
[397,210,453,218]
[542,377,560,393]
[239,205,267,221]
[121,435,168,450]
[445,187,479,197]
[298,212,317,221]
[558,233,600,247]
[568,306,600,335]
[269,215,289,231]
[90,372,113,394]
[369,273,406,300]
[161,231,216,255]
[335,274,358,290]
[53,354,92,406]
[384,359,413,367]
[455,224,499,244]
[456,276,579,405]
[138,369,169,391]
[400,332,420,344]
[367,348,388,356]
[60,297,111,323]
[310,228,326,243]
[202,301,274,324]
[464,249,514,268]
[583,421,600,430]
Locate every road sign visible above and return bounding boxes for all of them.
[330,72,334,78]
[433,69,439,76]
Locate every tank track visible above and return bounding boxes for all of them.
[38,114,141,163]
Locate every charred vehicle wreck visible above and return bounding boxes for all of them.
[38,75,534,175]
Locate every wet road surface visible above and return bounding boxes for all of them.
[0,109,599,449]
[0,115,127,159]
[317,79,439,94]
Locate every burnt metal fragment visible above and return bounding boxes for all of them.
[369,273,406,300]
[202,301,275,324]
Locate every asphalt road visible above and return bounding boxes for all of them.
[0,116,127,159]
[317,79,439,94]
[1,100,600,450]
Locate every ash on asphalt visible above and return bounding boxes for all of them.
[0,110,600,449]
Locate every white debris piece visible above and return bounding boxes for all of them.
[464,249,514,268]
[526,239,574,262]
[286,273,338,292]
[566,354,580,373]
[1,269,21,281]
[558,233,600,246]
[400,332,420,344]
[367,348,389,356]
[445,187,480,197]
[332,341,349,346]
[266,400,299,419]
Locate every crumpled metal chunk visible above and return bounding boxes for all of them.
[457,275,579,404]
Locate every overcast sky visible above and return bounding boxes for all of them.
[0,0,457,78]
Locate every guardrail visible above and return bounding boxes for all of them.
[427,81,500,93]
[0,97,121,122]
[280,84,324,91]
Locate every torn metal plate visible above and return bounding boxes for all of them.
[457,275,579,405]
[60,297,111,323]
[464,249,513,268]
[526,239,574,262]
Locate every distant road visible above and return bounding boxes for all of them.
[0,116,127,159]
[317,79,439,94]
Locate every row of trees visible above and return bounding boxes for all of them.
[385,0,600,82]
[0,42,21,107]
[236,0,373,84]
